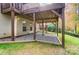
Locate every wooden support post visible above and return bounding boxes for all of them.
[42,19,44,36]
[45,23,47,33]
[46,23,48,33]
[57,18,58,36]
[11,4,15,41]
[33,13,36,40]
[1,4,3,13]
[61,8,65,48]
[39,23,41,30]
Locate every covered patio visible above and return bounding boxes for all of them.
[0,32,60,45]
[0,3,65,48]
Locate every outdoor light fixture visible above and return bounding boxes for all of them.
[22,21,26,23]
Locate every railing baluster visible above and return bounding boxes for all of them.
[2,3,10,9]
[1,3,22,13]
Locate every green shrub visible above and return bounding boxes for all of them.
[47,23,56,32]
[65,31,79,38]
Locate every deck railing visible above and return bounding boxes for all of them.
[14,3,22,10]
[1,3,10,10]
[1,3,22,13]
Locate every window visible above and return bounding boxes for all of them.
[23,26,26,31]
[22,21,26,32]
[30,27,32,31]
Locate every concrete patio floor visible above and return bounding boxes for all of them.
[0,32,61,45]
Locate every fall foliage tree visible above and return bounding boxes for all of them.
[72,3,79,33]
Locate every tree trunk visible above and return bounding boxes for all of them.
[74,23,77,33]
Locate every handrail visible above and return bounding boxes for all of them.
[2,3,10,9]
[1,3,22,13]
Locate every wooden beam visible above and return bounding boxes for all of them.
[61,8,65,48]
[42,19,44,36]
[19,14,33,21]
[51,10,62,18]
[33,13,36,40]
[37,19,57,23]
[11,3,15,41]
[36,17,57,21]
[36,17,58,20]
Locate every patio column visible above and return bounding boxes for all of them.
[42,19,44,36]
[11,3,15,41]
[39,23,41,30]
[33,13,36,40]
[45,22,47,33]
[56,18,58,36]
[61,8,65,48]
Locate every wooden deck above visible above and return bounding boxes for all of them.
[1,3,65,22]
[1,3,65,13]
[22,3,65,14]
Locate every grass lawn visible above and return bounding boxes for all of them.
[0,33,79,55]
[65,35,79,55]
[0,42,65,55]
[57,33,79,55]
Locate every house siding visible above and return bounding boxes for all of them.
[16,16,34,36]
[0,13,36,38]
[0,13,11,38]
